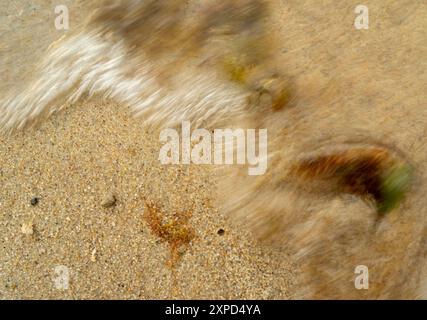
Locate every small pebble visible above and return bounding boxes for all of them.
[101,193,116,208]
[30,197,39,206]
[21,222,34,235]
[217,229,225,236]
[90,248,97,262]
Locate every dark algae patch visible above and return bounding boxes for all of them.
[292,146,413,215]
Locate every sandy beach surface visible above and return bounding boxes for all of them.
[0,0,297,299]
[0,1,425,299]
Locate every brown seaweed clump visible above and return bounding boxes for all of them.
[291,146,413,214]
[144,201,195,268]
